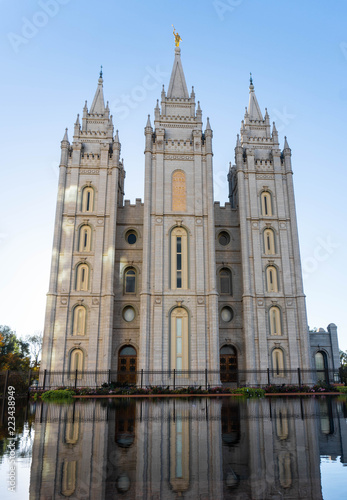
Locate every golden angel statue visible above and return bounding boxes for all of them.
[172,25,182,47]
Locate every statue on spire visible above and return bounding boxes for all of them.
[172,25,182,47]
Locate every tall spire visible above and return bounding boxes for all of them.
[167,47,189,98]
[248,74,263,121]
[90,69,105,114]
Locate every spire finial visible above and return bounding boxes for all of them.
[100,65,103,78]
[250,72,253,85]
[172,25,182,47]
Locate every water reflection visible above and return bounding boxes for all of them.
[28,397,347,500]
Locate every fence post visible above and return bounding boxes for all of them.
[2,370,9,400]
[297,367,301,388]
[267,368,270,386]
[141,369,143,389]
[74,369,78,390]
[173,369,176,390]
[205,369,208,391]
[42,369,47,391]
[325,368,330,385]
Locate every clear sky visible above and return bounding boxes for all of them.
[0,0,346,351]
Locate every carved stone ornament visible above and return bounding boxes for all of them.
[155,298,161,304]
[97,219,104,225]
[61,297,68,305]
[92,298,99,305]
[257,299,264,306]
[196,218,202,225]
[197,296,204,305]
[252,222,258,228]
[156,217,163,224]
[176,300,183,307]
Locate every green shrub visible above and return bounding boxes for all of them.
[41,389,75,401]
[233,387,265,397]
[335,385,347,394]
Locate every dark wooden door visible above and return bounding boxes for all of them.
[118,345,137,384]
[220,345,237,383]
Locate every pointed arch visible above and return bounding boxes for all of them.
[272,348,285,376]
[269,306,282,335]
[61,460,77,497]
[124,267,137,294]
[78,225,92,252]
[69,349,84,379]
[72,305,86,336]
[75,263,89,291]
[81,186,94,213]
[260,191,273,216]
[170,226,188,290]
[266,265,279,292]
[172,170,186,211]
[170,307,189,371]
[218,267,232,295]
[264,228,276,255]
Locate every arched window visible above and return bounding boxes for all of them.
[76,263,89,291]
[61,460,77,497]
[81,186,94,213]
[278,453,292,488]
[275,408,289,440]
[172,170,186,211]
[261,191,272,216]
[171,308,189,371]
[272,348,285,376]
[79,225,92,252]
[171,227,188,290]
[65,408,80,444]
[69,349,84,378]
[219,268,232,295]
[315,351,328,382]
[124,267,136,294]
[266,266,278,292]
[264,228,276,254]
[269,306,282,335]
[72,305,86,336]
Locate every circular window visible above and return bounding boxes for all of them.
[218,231,230,246]
[122,306,136,322]
[221,306,233,323]
[126,230,137,245]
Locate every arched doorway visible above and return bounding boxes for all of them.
[220,345,237,383]
[118,345,137,384]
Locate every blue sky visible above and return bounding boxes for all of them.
[0,0,346,351]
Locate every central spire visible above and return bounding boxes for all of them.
[167,47,189,98]
[247,74,263,121]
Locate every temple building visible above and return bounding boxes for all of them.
[41,42,340,386]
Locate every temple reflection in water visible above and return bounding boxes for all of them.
[29,397,347,499]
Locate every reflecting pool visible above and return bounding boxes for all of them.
[0,396,346,499]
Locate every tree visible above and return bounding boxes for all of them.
[340,350,347,385]
[25,332,43,369]
[0,325,30,371]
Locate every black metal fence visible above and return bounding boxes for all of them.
[0,367,342,394]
